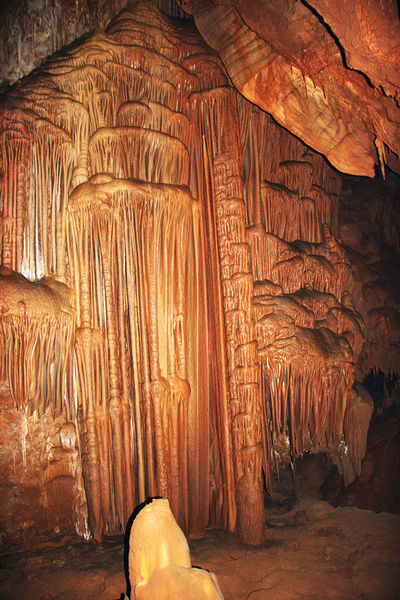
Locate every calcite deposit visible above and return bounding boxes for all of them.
[0,0,399,551]
[182,0,400,177]
[129,498,224,600]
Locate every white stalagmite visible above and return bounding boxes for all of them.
[129,498,224,600]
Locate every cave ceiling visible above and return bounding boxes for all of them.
[1,0,399,178]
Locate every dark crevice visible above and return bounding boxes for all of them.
[300,0,375,89]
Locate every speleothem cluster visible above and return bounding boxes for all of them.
[0,1,398,549]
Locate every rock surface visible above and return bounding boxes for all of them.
[1,1,400,176]
[183,0,400,177]
[1,462,399,600]
[0,0,399,552]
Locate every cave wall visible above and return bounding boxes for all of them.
[0,385,88,551]
[0,0,188,92]
[0,1,225,546]
[0,0,399,549]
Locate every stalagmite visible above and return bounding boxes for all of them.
[129,498,224,600]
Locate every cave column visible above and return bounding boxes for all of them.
[212,90,265,545]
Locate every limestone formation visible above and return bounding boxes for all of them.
[129,498,224,600]
[0,0,398,550]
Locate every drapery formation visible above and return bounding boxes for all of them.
[238,99,369,483]
[0,2,223,541]
[67,177,209,538]
[0,267,74,416]
[0,1,392,547]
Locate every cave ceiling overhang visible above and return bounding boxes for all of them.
[0,0,400,174]
[179,0,400,178]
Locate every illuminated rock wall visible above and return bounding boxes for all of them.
[0,1,397,548]
[0,2,225,544]
[237,101,373,484]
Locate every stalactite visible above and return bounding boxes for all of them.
[29,121,74,278]
[250,220,361,462]
[238,95,340,243]
[115,220,136,522]
[67,175,209,536]
[50,66,113,133]
[189,111,236,533]
[88,127,189,185]
[237,91,369,477]
[0,129,29,271]
[189,85,265,544]
[116,101,191,149]
[0,267,75,417]
[247,224,354,301]
[0,100,77,281]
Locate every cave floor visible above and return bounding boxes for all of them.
[1,461,399,600]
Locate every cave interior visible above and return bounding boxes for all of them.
[0,0,399,599]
